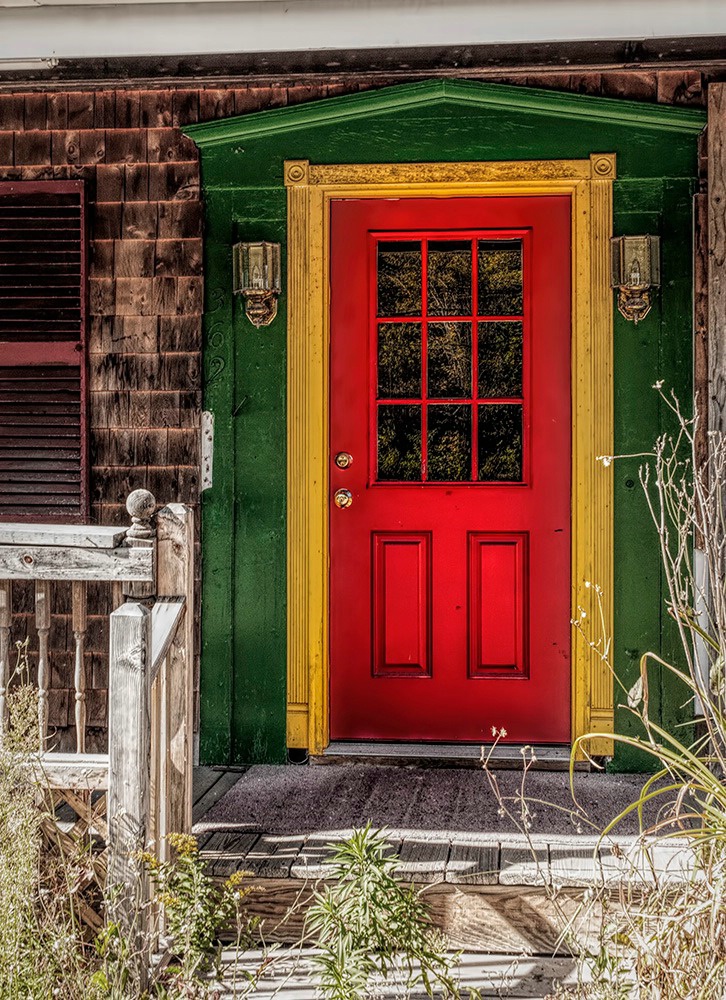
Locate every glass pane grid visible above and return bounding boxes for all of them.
[375,236,524,484]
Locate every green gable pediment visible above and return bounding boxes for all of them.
[186,78,704,150]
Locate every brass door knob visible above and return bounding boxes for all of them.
[333,488,353,509]
[334,452,353,470]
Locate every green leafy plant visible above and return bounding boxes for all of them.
[139,832,258,990]
[306,824,480,1000]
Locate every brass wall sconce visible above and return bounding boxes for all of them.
[233,241,282,327]
[610,234,660,324]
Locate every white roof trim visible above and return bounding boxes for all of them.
[0,0,724,62]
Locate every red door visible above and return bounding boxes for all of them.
[329,196,571,744]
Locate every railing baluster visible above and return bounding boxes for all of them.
[35,580,51,749]
[0,580,11,740]
[72,581,88,754]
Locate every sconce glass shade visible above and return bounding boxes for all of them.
[233,241,281,294]
[233,241,282,327]
[610,235,660,324]
[610,235,660,290]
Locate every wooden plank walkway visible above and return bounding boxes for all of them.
[191,767,694,956]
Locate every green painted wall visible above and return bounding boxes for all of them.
[187,81,705,770]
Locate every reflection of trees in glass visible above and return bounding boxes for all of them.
[428,323,471,398]
[378,243,422,316]
[478,242,523,316]
[427,242,472,316]
[478,322,522,398]
[378,323,421,398]
[428,404,471,480]
[478,404,522,481]
[378,404,421,480]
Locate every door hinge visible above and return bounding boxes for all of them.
[201,410,214,492]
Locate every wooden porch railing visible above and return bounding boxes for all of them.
[0,490,194,987]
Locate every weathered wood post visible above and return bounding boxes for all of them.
[107,490,157,989]
[107,601,152,989]
[0,580,10,739]
[156,504,195,836]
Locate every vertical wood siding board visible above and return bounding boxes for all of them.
[106,129,148,165]
[154,238,183,275]
[129,390,152,427]
[50,130,80,165]
[114,239,156,279]
[14,131,52,166]
[78,131,106,165]
[199,90,235,122]
[659,178,699,740]
[709,84,726,434]
[148,162,200,201]
[694,192,709,471]
[158,201,203,239]
[166,429,199,465]
[96,165,125,202]
[114,90,141,129]
[610,194,665,767]
[115,276,154,316]
[88,315,113,353]
[657,70,704,107]
[89,277,116,317]
[139,90,173,128]
[0,95,24,130]
[172,90,200,128]
[90,241,115,279]
[178,389,203,427]
[89,389,131,429]
[153,276,178,314]
[122,202,158,239]
[111,316,159,353]
[47,93,69,130]
[176,276,204,314]
[124,164,150,202]
[147,390,181,425]
[23,92,48,130]
[191,227,234,762]
[94,91,116,130]
[0,133,14,166]
[67,93,95,130]
[95,202,123,240]
[159,315,202,352]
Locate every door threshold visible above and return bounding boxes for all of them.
[314,741,589,771]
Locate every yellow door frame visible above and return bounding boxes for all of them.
[285,155,615,757]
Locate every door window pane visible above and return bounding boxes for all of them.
[428,322,472,398]
[378,323,421,398]
[428,404,472,481]
[477,321,523,398]
[427,241,472,316]
[378,404,421,480]
[477,240,523,316]
[378,242,422,317]
[478,404,522,481]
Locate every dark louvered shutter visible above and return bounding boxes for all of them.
[0,181,88,522]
